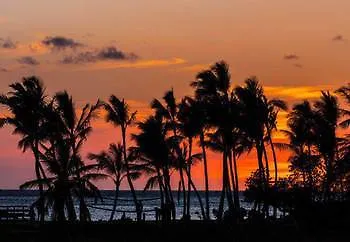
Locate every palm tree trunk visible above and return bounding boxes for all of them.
[262,144,270,217]
[185,168,206,220]
[166,174,176,220]
[267,131,278,218]
[231,149,240,215]
[218,152,226,220]
[200,132,210,220]
[155,168,166,221]
[228,149,237,206]
[66,192,77,221]
[267,129,278,184]
[224,150,234,212]
[110,182,120,221]
[256,142,266,184]
[32,142,45,222]
[186,137,193,218]
[121,127,140,221]
[179,167,187,218]
[256,142,268,217]
[262,144,270,185]
[162,166,174,220]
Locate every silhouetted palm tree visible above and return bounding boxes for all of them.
[103,96,142,221]
[279,100,318,189]
[50,91,101,221]
[178,97,204,218]
[89,143,141,220]
[0,76,48,221]
[192,61,240,219]
[132,115,173,221]
[336,83,350,129]
[314,91,341,199]
[235,77,273,216]
[21,136,104,222]
[151,89,180,219]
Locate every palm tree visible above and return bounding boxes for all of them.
[21,136,104,222]
[235,78,271,216]
[263,97,288,184]
[281,100,318,189]
[191,61,240,219]
[313,91,341,199]
[88,143,141,220]
[103,96,141,221]
[336,83,350,129]
[0,76,48,221]
[50,91,101,221]
[178,96,210,219]
[150,89,180,219]
[132,115,173,221]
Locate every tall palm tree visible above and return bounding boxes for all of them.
[103,96,141,221]
[178,96,211,219]
[88,143,141,220]
[191,61,240,219]
[132,115,173,221]
[151,89,180,219]
[0,76,48,221]
[314,91,341,199]
[51,91,101,221]
[235,78,272,216]
[263,97,288,184]
[283,100,318,189]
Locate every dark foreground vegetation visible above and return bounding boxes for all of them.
[0,216,349,242]
[1,60,350,240]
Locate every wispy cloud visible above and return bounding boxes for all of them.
[181,63,210,72]
[17,56,40,66]
[294,63,303,68]
[61,46,138,64]
[42,36,83,50]
[283,54,299,60]
[76,57,186,71]
[265,85,333,100]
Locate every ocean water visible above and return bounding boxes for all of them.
[0,190,252,221]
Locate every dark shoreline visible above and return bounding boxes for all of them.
[1,220,348,242]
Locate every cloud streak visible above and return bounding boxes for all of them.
[265,85,333,100]
[61,46,138,64]
[284,54,299,60]
[17,56,40,66]
[332,34,347,42]
[181,63,210,72]
[74,57,186,71]
[42,36,83,50]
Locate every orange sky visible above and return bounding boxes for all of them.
[0,0,349,190]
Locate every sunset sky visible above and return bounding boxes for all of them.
[0,0,349,190]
